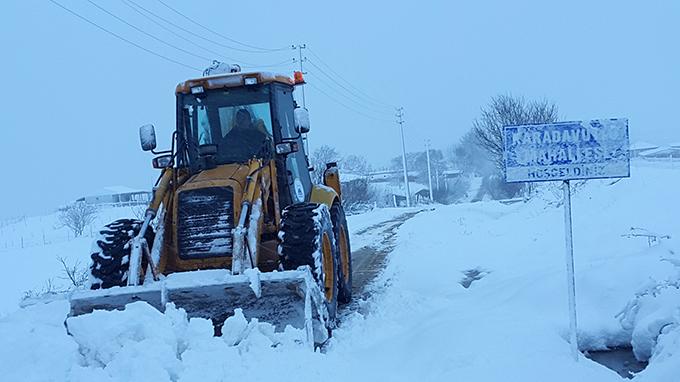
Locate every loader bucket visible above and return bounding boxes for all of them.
[69,267,328,344]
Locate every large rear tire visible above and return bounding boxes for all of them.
[89,219,155,290]
[279,203,338,324]
[331,203,352,304]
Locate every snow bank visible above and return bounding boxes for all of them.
[0,301,309,382]
[615,249,680,381]
[0,301,79,382]
[618,259,680,360]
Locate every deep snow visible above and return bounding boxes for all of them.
[0,161,679,381]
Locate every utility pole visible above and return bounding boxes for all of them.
[425,140,433,201]
[292,44,307,108]
[292,44,308,154]
[396,107,411,207]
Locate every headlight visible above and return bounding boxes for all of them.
[152,154,173,169]
[275,142,299,155]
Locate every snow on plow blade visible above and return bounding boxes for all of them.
[69,268,327,344]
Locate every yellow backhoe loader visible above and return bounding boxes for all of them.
[69,64,352,344]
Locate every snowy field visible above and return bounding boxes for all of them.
[0,206,149,315]
[1,161,679,381]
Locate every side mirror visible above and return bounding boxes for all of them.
[139,124,157,152]
[294,108,310,134]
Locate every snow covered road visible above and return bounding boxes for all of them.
[348,209,425,299]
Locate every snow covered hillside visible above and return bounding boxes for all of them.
[1,161,679,381]
[0,205,152,315]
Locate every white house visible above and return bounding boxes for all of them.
[639,146,680,160]
[77,186,152,206]
[629,141,659,157]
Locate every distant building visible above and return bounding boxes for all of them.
[77,186,152,206]
[441,169,463,192]
[629,141,659,157]
[368,169,418,183]
[639,146,680,160]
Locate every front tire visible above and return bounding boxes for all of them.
[279,203,339,324]
[89,219,155,290]
[331,203,352,304]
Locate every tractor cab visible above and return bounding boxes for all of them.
[174,70,312,207]
[140,68,315,211]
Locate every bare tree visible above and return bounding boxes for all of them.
[341,154,371,176]
[449,130,495,176]
[58,201,98,237]
[341,178,375,213]
[131,204,147,221]
[58,256,89,287]
[310,145,341,183]
[473,94,559,171]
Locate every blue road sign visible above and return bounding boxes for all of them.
[503,118,630,183]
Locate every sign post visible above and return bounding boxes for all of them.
[562,180,578,360]
[503,118,630,362]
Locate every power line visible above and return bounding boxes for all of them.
[242,58,296,70]
[306,58,394,113]
[120,0,247,65]
[306,81,392,123]
[48,0,201,72]
[155,0,289,53]
[121,0,290,69]
[307,47,395,109]
[87,0,213,62]
[126,0,283,55]
[305,71,393,117]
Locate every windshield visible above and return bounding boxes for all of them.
[181,87,273,164]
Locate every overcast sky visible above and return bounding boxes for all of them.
[2,0,678,218]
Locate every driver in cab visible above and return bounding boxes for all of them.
[222,108,272,159]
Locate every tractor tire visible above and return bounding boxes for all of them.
[89,219,155,290]
[279,203,338,323]
[331,203,352,304]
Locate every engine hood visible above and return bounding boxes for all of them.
[177,163,250,196]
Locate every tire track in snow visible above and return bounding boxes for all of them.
[346,209,428,303]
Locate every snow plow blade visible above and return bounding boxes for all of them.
[69,268,327,342]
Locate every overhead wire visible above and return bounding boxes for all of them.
[307,47,395,109]
[305,71,393,117]
[48,0,201,72]
[241,58,296,70]
[86,0,293,70]
[155,0,289,53]
[119,0,250,66]
[125,0,277,55]
[305,82,393,123]
[305,58,395,115]
[87,0,213,63]
[50,0,396,122]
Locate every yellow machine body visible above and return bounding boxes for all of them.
[69,69,347,345]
